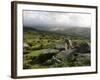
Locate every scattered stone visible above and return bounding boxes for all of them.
[23,43,29,48]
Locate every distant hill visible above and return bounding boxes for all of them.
[23,26,90,40]
[54,27,91,39]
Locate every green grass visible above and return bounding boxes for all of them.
[25,49,48,57]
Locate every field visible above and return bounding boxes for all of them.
[23,27,91,69]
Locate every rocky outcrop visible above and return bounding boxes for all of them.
[31,39,91,65]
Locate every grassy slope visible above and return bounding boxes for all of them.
[23,27,90,69]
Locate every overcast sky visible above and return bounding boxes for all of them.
[23,10,91,28]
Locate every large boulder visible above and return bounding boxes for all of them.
[77,42,90,53]
[32,49,59,63]
[72,41,90,53]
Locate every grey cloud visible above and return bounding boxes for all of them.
[23,10,91,28]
